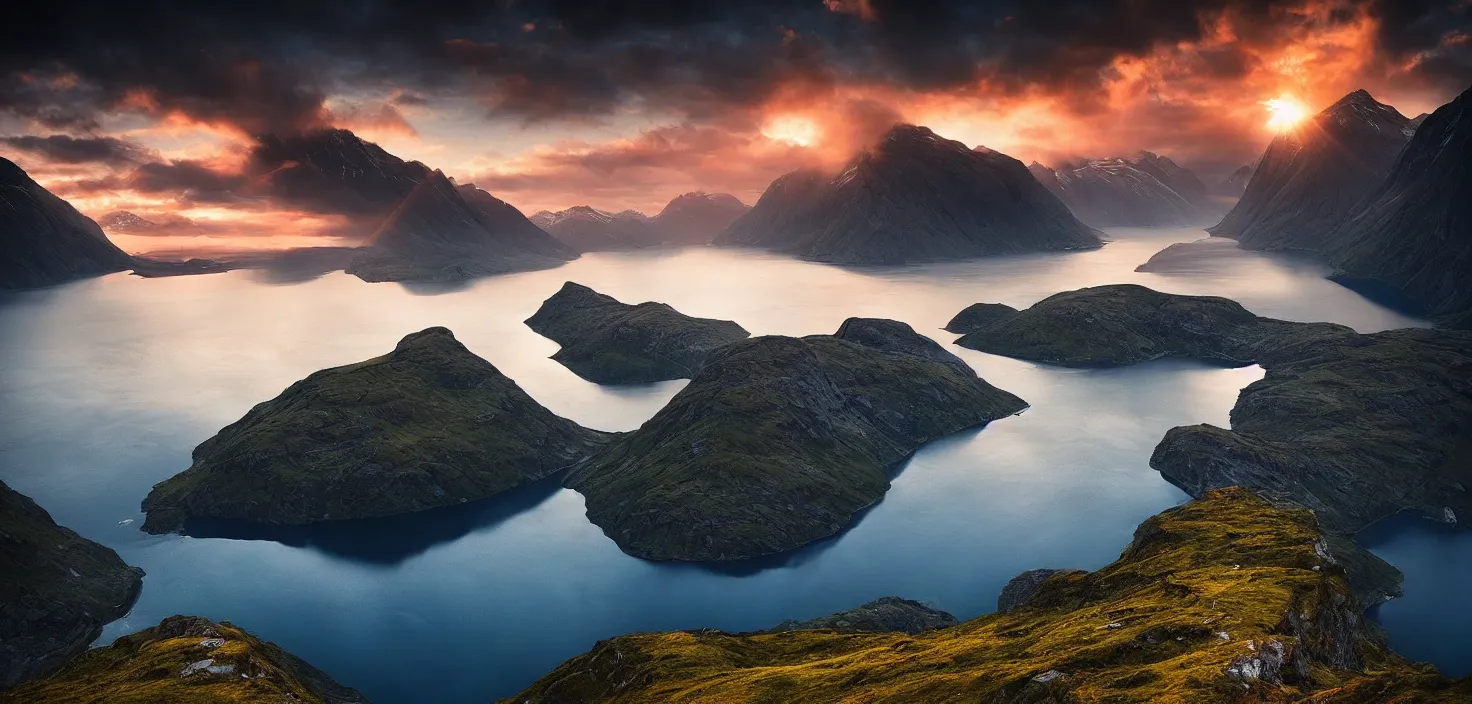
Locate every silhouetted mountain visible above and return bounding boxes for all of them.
[531,206,661,252]
[249,128,574,282]
[1028,153,1219,227]
[715,124,1101,264]
[1209,89,1413,250]
[1,157,134,289]
[1214,164,1255,197]
[649,192,749,245]
[1330,85,1472,328]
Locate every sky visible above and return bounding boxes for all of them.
[2,0,1470,253]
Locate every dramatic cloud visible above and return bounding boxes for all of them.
[0,134,155,166]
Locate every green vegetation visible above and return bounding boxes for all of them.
[0,480,143,688]
[0,616,368,704]
[525,282,750,384]
[506,488,1472,703]
[567,318,1026,561]
[141,327,607,533]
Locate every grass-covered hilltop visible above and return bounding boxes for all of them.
[140,327,608,534]
[525,282,750,384]
[946,285,1472,557]
[566,317,1027,561]
[505,488,1472,703]
[0,481,144,688]
[0,616,370,704]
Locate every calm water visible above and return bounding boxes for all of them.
[0,228,1456,701]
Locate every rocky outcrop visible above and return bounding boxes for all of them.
[765,597,957,635]
[648,192,749,246]
[249,128,574,283]
[949,285,1472,558]
[1327,83,1472,328]
[952,284,1352,367]
[1209,90,1413,251]
[0,157,134,289]
[140,327,607,534]
[565,318,1027,561]
[713,124,1101,265]
[0,480,144,688]
[530,206,660,252]
[0,615,369,703]
[1029,153,1219,227]
[996,568,1085,614]
[525,282,750,384]
[507,488,1471,703]
[943,302,1020,335]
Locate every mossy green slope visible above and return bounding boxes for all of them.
[525,282,750,384]
[953,284,1352,367]
[0,615,368,704]
[566,318,1026,561]
[141,327,607,533]
[0,481,144,688]
[506,488,1472,704]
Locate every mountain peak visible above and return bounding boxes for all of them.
[1320,89,1407,131]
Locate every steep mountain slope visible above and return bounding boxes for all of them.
[1209,90,1413,250]
[530,206,661,251]
[649,192,749,245]
[1328,84,1472,327]
[0,157,134,289]
[715,125,1100,264]
[1029,153,1219,227]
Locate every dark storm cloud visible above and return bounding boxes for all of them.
[1,0,1470,131]
[124,160,249,203]
[0,134,155,166]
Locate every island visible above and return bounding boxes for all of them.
[765,596,957,636]
[140,327,608,534]
[949,285,1472,567]
[507,488,1471,703]
[525,282,750,384]
[564,317,1027,561]
[1,480,144,688]
[0,615,370,703]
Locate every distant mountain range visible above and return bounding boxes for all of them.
[1210,90,1415,250]
[530,192,751,252]
[716,124,1101,264]
[649,192,749,246]
[1028,152,1220,227]
[1,157,134,289]
[1211,86,1469,327]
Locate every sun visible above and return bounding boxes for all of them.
[1263,96,1309,131]
[762,115,819,147]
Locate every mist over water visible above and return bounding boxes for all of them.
[0,228,1454,702]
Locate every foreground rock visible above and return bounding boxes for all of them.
[1209,89,1413,251]
[141,327,606,534]
[1028,152,1219,227]
[766,597,956,635]
[950,285,1472,551]
[952,284,1350,367]
[525,282,750,383]
[995,568,1084,614]
[0,481,144,689]
[530,207,660,252]
[714,124,1101,265]
[507,488,1471,703]
[565,318,1026,561]
[0,615,368,703]
[1,157,134,290]
[1328,83,1472,328]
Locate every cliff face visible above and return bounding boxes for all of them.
[714,125,1101,264]
[1328,84,1472,327]
[0,480,144,688]
[648,192,749,246]
[140,327,607,534]
[0,615,370,704]
[0,157,134,289]
[564,318,1026,561]
[1209,90,1413,251]
[1030,153,1219,227]
[507,488,1470,703]
[525,282,750,384]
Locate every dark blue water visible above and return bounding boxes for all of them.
[1362,513,1472,677]
[0,228,1453,702]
